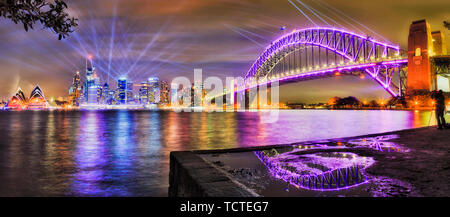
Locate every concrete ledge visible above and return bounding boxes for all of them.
[169,151,257,197]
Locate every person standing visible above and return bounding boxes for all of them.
[432,90,447,130]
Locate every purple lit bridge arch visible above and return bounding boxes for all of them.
[229,28,408,102]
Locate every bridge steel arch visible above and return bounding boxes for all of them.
[243,28,407,97]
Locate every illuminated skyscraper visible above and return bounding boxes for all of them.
[193,80,203,106]
[118,77,127,104]
[126,81,135,104]
[109,90,116,105]
[86,57,98,104]
[170,82,179,105]
[160,81,170,105]
[95,73,101,103]
[69,71,82,106]
[139,82,149,104]
[148,77,160,104]
[100,83,109,104]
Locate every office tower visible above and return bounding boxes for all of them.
[118,77,127,104]
[100,83,109,104]
[160,81,170,105]
[86,58,98,104]
[95,74,101,103]
[147,77,160,104]
[139,82,149,104]
[193,80,203,106]
[170,82,179,105]
[69,71,82,106]
[108,90,116,105]
[126,81,134,104]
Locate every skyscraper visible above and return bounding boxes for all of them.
[148,77,160,104]
[100,82,109,104]
[69,71,82,106]
[109,90,116,105]
[170,82,179,105]
[139,82,149,104]
[193,80,203,107]
[160,81,170,105]
[118,77,127,104]
[95,73,101,103]
[86,57,98,104]
[126,81,134,104]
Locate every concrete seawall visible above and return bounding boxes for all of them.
[169,151,257,197]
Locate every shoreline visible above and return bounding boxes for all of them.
[0,107,442,112]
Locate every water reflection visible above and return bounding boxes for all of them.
[348,135,408,152]
[253,133,409,193]
[255,150,374,190]
[72,112,108,196]
[0,110,445,196]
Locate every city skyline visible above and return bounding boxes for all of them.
[0,0,449,103]
[1,0,450,202]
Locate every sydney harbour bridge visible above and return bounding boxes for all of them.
[216,19,450,109]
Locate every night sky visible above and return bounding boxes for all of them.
[0,0,448,103]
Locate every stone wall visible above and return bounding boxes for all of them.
[169,151,257,197]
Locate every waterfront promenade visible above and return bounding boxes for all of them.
[170,126,450,197]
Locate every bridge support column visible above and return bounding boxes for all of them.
[407,19,435,91]
[244,89,250,110]
[222,94,227,111]
[256,86,260,110]
[233,91,238,111]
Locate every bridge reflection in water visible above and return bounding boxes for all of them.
[255,150,373,191]
[254,135,408,191]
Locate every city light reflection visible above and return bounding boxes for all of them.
[0,109,446,196]
[72,111,108,196]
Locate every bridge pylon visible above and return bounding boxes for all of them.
[407,19,450,92]
[407,19,435,91]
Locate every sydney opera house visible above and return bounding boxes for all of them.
[6,86,49,110]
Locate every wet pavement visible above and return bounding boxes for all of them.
[200,128,447,197]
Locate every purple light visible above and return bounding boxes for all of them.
[348,134,408,153]
[242,27,406,97]
[245,27,401,78]
[381,59,408,65]
[240,61,402,97]
[251,135,411,193]
[254,150,374,191]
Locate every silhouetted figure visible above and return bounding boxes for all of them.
[431,90,447,130]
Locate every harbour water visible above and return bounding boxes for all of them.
[0,109,440,196]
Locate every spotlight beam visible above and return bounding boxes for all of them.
[107,0,119,84]
[295,0,331,26]
[288,0,318,26]
[224,23,266,48]
[124,18,173,76]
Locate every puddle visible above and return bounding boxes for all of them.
[255,150,374,191]
[283,134,408,153]
[346,135,409,153]
[201,134,415,196]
